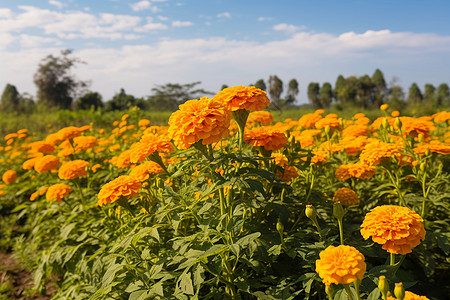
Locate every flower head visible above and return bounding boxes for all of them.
[73,136,98,152]
[244,126,288,151]
[315,245,366,285]
[129,161,164,182]
[34,155,60,173]
[335,163,376,181]
[332,187,360,206]
[58,160,89,180]
[213,85,270,111]
[97,175,142,206]
[46,183,72,203]
[168,97,231,149]
[361,205,426,255]
[129,134,174,163]
[359,141,401,165]
[28,141,55,154]
[2,170,17,184]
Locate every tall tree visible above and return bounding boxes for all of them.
[334,75,346,103]
[254,79,266,91]
[307,82,321,108]
[285,79,299,105]
[106,89,138,111]
[151,82,212,104]
[268,75,283,109]
[372,69,387,106]
[385,77,406,110]
[319,82,333,108]
[436,83,450,106]
[423,84,436,103]
[0,84,21,112]
[407,83,423,104]
[74,92,103,110]
[355,75,375,108]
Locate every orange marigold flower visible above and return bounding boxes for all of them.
[315,245,366,286]
[298,113,323,128]
[391,110,400,117]
[277,165,299,182]
[30,191,39,201]
[138,119,151,127]
[97,175,142,206]
[168,97,231,149]
[342,125,370,138]
[58,160,89,180]
[73,136,97,152]
[28,141,55,154]
[244,126,288,151]
[34,155,60,173]
[340,136,368,156]
[56,126,82,141]
[335,163,376,181]
[247,111,274,125]
[413,141,450,155]
[387,291,430,300]
[332,187,360,206]
[359,141,401,165]
[432,111,450,123]
[129,161,164,182]
[22,157,40,170]
[113,149,133,168]
[271,153,288,166]
[2,170,17,184]
[46,183,72,203]
[213,85,270,111]
[315,116,342,130]
[397,117,435,140]
[380,104,389,111]
[360,205,426,255]
[129,134,174,163]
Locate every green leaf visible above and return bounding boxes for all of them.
[367,288,381,300]
[236,232,261,246]
[178,272,194,295]
[60,223,76,240]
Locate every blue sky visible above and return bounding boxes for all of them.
[1,0,450,104]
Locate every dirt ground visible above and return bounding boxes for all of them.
[0,253,54,300]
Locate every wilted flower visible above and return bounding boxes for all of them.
[46,183,72,203]
[315,245,366,285]
[360,205,426,255]
[97,175,142,206]
[213,85,270,111]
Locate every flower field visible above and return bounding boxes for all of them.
[0,86,449,300]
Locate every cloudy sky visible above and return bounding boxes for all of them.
[1,0,450,104]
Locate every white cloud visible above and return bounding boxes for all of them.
[0,33,15,49]
[0,8,13,19]
[217,12,230,19]
[130,1,160,13]
[273,23,306,34]
[48,0,64,9]
[257,17,272,21]
[19,34,61,48]
[135,17,168,32]
[157,15,168,21]
[172,20,193,27]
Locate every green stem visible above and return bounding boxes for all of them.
[338,219,344,245]
[343,284,355,300]
[390,253,395,266]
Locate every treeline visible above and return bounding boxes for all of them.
[1,50,449,113]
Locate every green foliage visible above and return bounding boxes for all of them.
[74,92,103,111]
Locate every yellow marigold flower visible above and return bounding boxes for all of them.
[335,163,376,181]
[315,116,342,131]
[298,113,323,128]
[396,117,435,140]
[129,161,164,182]
[391,110,400,117]
[129,134,174,164]
[34,155,60,173]
[138,119,151,127]
[332,187,360,206]
[271,153,288,166]
[113,149,133,168]
[168,97,231,149]
[277,165,299,182]
[315,109,325,115]
[413,141,450,155]
[58,160,89,180]
[342,125,370,138]
[380,104,389,111]
[73,136,97,152]
[432,111,450,123]
[309,150,328,165]
[247,111,274,125]
[2,170,17,184]
[46,183,72,203]
[28,141,55,154]
[340,136,368,156]
[57,140,74,157]
[97,175,142,206]
[315,245,366,286]
[22,157,41,170]
[361,205,426,255]
[244,126,288,151]
[359,141,401,165]
[56,126,82,141]
[213,85,270,111]
[389,291,430,300]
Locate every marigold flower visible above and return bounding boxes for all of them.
[335,162,376,181]
[58,160,89,180]
[315,245,366,285]
[168,97,231,149]
[22,157,40,170]
[46,183,72,203]
[28,141,55,154]
[380,104,389,111]
[360,205,426,255]
[247,111,274,125]
[244,126,288,151]
[391,110,400,117]
[315,116,342,131]
[413,141,450,155]
[56,126,82,141]
[277,165,299,182]
[387,291,430,300]
[2,170,17,184]
[97,175,142,206]
[213,85,270,111]
[138,119,151,127]
[271,153,288,166]
[332,187,360,206]
[113,149,133,168]
[129,161,164,182]
[129,134,174,163]
[359,141,401,165]
[34,155,60,173]
[73,136,97,152]
[298,113,323,128]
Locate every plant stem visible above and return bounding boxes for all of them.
[338,219,344,245]
[343,284,355,300]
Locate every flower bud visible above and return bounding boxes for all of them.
[425,148,431,157]
[324,125,331,135]
[382,118,390,130]
[394,117,402,131]
[276,218,284,234]
[380,104,389,111]
[378,276,390,300]
[333,202,345,221]
[418,133,424,144]
[394,282,405,300]
[420,162,426,173]
[305,204,317,220]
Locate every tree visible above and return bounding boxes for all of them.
[307,82,321,108]
[423,84,436,103]
[407,83,423,104]
[385,77,406,111]
[1,84,21,112]
[436,83,450,106]
[355,75,375,108]
[268,75,283,109]
[33,49,88,109]
[319,82,333,108]
[334,75,346,103]
[372,69,387,106]
[74,92,103,110]
[284,79,299,106]
[254,79,266,91]
[106,89,138,111]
